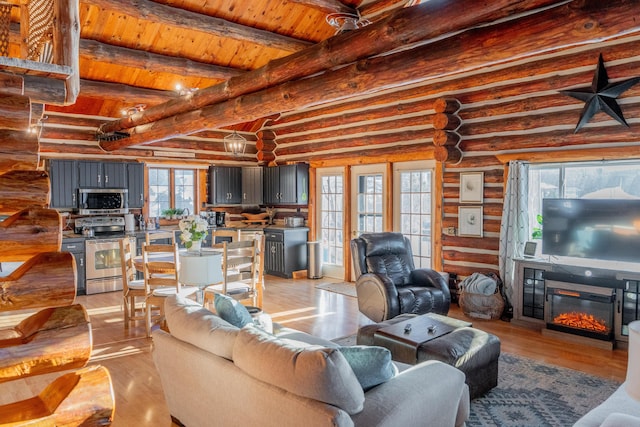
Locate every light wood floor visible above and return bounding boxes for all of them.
[0,276,629,426]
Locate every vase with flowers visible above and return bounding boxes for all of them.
[179,215,209,252]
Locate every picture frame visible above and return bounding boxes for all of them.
[458,206,483,238]
[459,172,484,204]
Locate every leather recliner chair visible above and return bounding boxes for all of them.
[351,232,450,322]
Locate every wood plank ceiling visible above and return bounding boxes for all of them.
[26,0,640,167]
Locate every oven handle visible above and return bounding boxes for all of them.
[85,239,124,245]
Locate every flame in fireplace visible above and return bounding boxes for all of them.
[553,312,608,333]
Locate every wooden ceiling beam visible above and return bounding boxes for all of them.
[77,79,176,104]
[81,0,312,52]
[288,0,356,14]
[79,39,244,81]
[98,0,562,147]
[359,0,412,20]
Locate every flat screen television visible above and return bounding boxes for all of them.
[542,198,640,264]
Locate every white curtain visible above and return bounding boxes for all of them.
[499,160,529,305]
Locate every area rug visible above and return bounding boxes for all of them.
[469,352,620,426]
[331,335,620,426]
[315,282,357,298]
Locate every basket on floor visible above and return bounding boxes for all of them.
[458,290,504,320]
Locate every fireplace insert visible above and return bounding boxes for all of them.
[545,280,615,341]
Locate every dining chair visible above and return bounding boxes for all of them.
[145,230,176,245]
[119,236,146,330]
[204,234,264,309]
[142,243,197,337]
[210,229,240,245]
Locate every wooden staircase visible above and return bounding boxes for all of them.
[0,2,114,422]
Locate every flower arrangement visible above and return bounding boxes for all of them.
[179,215,209,249]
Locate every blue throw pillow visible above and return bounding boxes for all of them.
[338,345,397,391]
[213,294,253,328]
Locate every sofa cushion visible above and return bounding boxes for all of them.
[338,346,398,391]
[233,326,365,415]
[214,293,253,328]
[164,295,238,360]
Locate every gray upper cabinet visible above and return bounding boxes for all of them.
[208,166,242,205]
[50,160,144,210]
[127,163,145,209]
[78,161,127,188]
[49,159,78,209]
[263,164,309,205]
[242,167,263,205]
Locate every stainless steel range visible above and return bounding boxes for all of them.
[75,216,127,294]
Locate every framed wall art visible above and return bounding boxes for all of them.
[458,206,483,238]
[459,172,484,204]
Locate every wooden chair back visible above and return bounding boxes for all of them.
[145,230,176,245]
[119,236,146,329]
[119,236,138,290]
[141,243,180,291]
[211,229,240,245]
[206,234,264,308]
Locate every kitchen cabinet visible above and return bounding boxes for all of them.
[127,162,145,208]
[242,166,263,205]
[49,159,78,209]
[263,164,309,205]
[78,161,127,188]
[62,238,86,296]
[264,227,308,278]
[208,166,242,205]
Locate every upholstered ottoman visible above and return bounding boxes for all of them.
[358,313,501,399]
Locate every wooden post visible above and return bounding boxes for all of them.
[0,130,39,174]
[0,208,62,261]
[0,252,76,310]
[0,94,30,130]
[0,170,50,214]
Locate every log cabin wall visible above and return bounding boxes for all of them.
[33,6,640,282]
[263,34,640,279]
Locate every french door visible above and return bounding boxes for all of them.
[350,164,387,238]
[316,168,345,279]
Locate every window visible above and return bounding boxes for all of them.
[357,173,384,233]
[174,169,195,214]
[528,160,640,238]
[148,167,196,218]
[149,168,170,218]
[394,161,434,269]
[319,174,344,268]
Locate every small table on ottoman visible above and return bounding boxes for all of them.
[358,313,500,399]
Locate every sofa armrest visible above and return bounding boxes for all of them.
[352,360,469,427]
[356,273,400,322]
[411,269,450,294]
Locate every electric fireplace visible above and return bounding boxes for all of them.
[545,280,616,342]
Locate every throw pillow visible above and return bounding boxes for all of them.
[214,293,253,328]
[338,346,397,391]
[233,326,365,415]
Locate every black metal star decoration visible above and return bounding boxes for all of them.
[561,54,640,133]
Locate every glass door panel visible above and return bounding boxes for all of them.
[317,168,344,280]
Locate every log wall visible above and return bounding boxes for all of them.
[264,34,640,279]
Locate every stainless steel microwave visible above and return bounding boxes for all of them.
[77,188,129,215]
